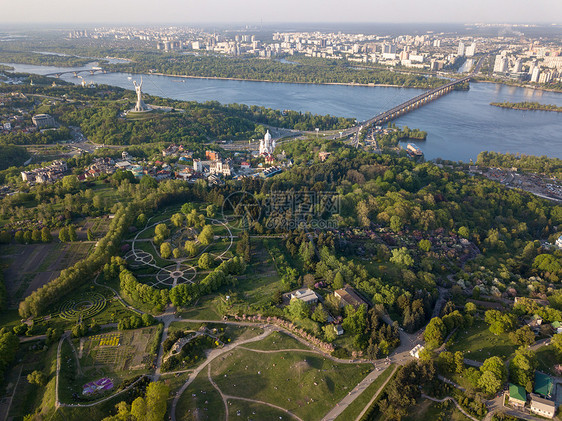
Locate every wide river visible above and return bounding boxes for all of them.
[4,61,562,161]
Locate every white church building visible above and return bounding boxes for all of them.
[259,130,276,155]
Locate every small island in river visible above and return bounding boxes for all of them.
[490,101,562,112]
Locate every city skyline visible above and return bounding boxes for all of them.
[2,0,562,25]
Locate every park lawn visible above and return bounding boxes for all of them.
[536,345,559,376]
[136,226,156,240]
[160,371,192,418]
[244,331,309,351]
[403,398,472,421]
[227,399,290,420]
[179,296,222,320]
[210,347,372,421]
[334,364,396,421]
[447,320,517,362]
[176,369,225,421]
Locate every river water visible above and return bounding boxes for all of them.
[3,61,562,162]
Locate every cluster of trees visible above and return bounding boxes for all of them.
[491,101,562,113]
[376,126,427,148]
[102,381,169,421]
[509,348,537,392]
[71,319,101,338]
[361,307,400,358]
[477,151,562,178]
[484,310,517,335]
[0,126,71,146]
[120,269,169,313]
[437,350,465,376]
[106,53,448,88]
[376,360,437,420]
[0,145,29,170]
[0,227,52,244]
[58,225,77,242]
[533,253,562,282]
[423,310,465,348]
[477,356,507,394]
[0,271,7,313]
[117,313,156,330]
[513,297,562,323]
[161,334,217,372]
[169,256,246,307]
[236,231,251,263]
[395,291,435,333]
[0,330,19,388]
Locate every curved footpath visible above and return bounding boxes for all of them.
[421,394,479,421]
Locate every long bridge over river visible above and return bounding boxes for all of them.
[328,57,486,141]
[362,75,471,127]
[45,68,110,78]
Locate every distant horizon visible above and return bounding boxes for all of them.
[2,0,561,26]
[1,21,561,28]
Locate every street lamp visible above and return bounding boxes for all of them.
[315,128,319,138]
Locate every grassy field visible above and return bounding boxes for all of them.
[447,319,517,362]
[243,331,309,351]
[178,296,222,320]
[334,364,396,421]
[209,347,371,420]
[175,370,225,421]
[226,399,290,420]
[536,345,558,376]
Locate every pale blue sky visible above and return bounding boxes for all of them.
[3,0,561,24]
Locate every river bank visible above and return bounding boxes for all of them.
[145,71,431,90]
[473,77,562,94]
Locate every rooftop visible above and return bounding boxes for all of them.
[509,383,527,402]
[535,372,554,397]
[530,393,556,411]
[335,286,368,308]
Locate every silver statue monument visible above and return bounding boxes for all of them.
[132,78,150,112]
